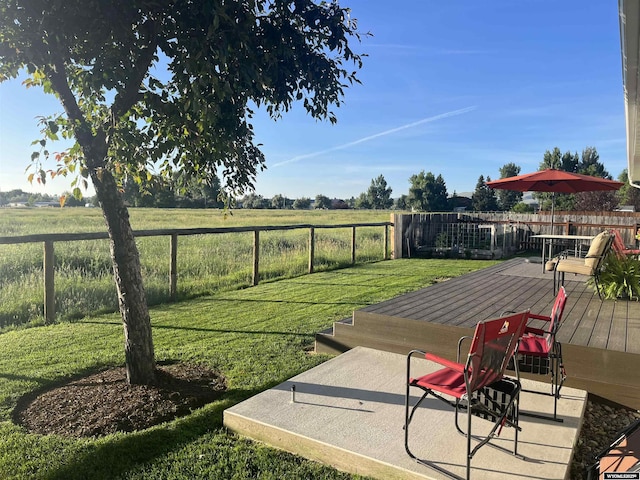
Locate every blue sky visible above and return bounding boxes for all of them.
[0,1,626,200]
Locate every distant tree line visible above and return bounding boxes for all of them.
[0,189,94,207]
[121,173,224,209]
[5,145,639,212]
[296,145,636,213]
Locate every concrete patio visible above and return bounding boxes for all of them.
[224,346,587,480]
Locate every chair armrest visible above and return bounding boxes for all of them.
[527,313,551,322]
[425,353,465,373]
[524,326,548,336]
[457,335,473,363]
[557,249,575,259]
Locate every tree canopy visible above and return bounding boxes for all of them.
[0,0,364,196]
[314,194,332,209]
[354,192,371,209]
[536,146,613,211]
[292,197,311,209]
[407,171,448,212]
[618,169,640,211]
[496,162,522,211]
[0,0,365,384]
[471,175,498,211]
[357,174,393,209]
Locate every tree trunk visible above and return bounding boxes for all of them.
[41,57,157,385]
[90,162,156,385]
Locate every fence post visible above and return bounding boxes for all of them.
[43,240,55,324]
[308,227,315,274]
[392,213,404,259]
[384,224,389,260]
[169,234,178,301]
[253,230,260,286]
[490,225,496,257]
[351,226,356,264]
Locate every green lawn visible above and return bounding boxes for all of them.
[0,258,497,479]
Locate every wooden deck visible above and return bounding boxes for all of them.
[316,257,640,409]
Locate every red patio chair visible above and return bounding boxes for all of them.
[404,311,528,480]
[513,286,568,422]
[610,228,640,257]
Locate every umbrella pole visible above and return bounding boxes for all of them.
[548,193,555,263]
[550,192,555,233]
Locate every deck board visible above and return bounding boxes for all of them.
[589,299,614,349]
[608,301,628,351]
[627,316,640,354]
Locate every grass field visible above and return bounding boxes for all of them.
[0,208,393,329]
[0,257,497,479]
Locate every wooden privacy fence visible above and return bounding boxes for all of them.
[0,222,392,324]
[392,211,640,258]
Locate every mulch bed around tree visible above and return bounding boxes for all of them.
[13,363,226,438]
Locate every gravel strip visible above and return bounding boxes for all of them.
[570,396,640,479]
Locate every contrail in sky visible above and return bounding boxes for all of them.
[271,106,477,168]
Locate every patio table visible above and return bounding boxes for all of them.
[532,234,595,273]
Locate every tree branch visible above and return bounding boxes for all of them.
[44,57,107,169]
[111,18,159,121]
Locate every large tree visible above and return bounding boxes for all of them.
[270,194,288,209]
[407,171,448,212]
[292,197,311,209]
[314,194,332,209]
[496,162,522,211]
[537,148,579,211]
[394,194,409,210]
[354,192,371,209]
[579,146,610,179]
[471,175,498,211]
[618,169,640,211]
[0,0,364,384]
[536,146,611,212]
[574,190,619,212]
[363,174,393,209]
[540,147,579,172]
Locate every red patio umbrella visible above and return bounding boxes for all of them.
[486,168,624,230]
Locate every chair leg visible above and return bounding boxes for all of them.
[594,275,603,300]
[467,380,523,459]
[513,395,519,457]
[553,356,559,420]
[406,387,469,480]
[553,345,567,421]
[466,402,472,480]
[404,379,411,454]
[405,389,430,458]
[519,354,564,423]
